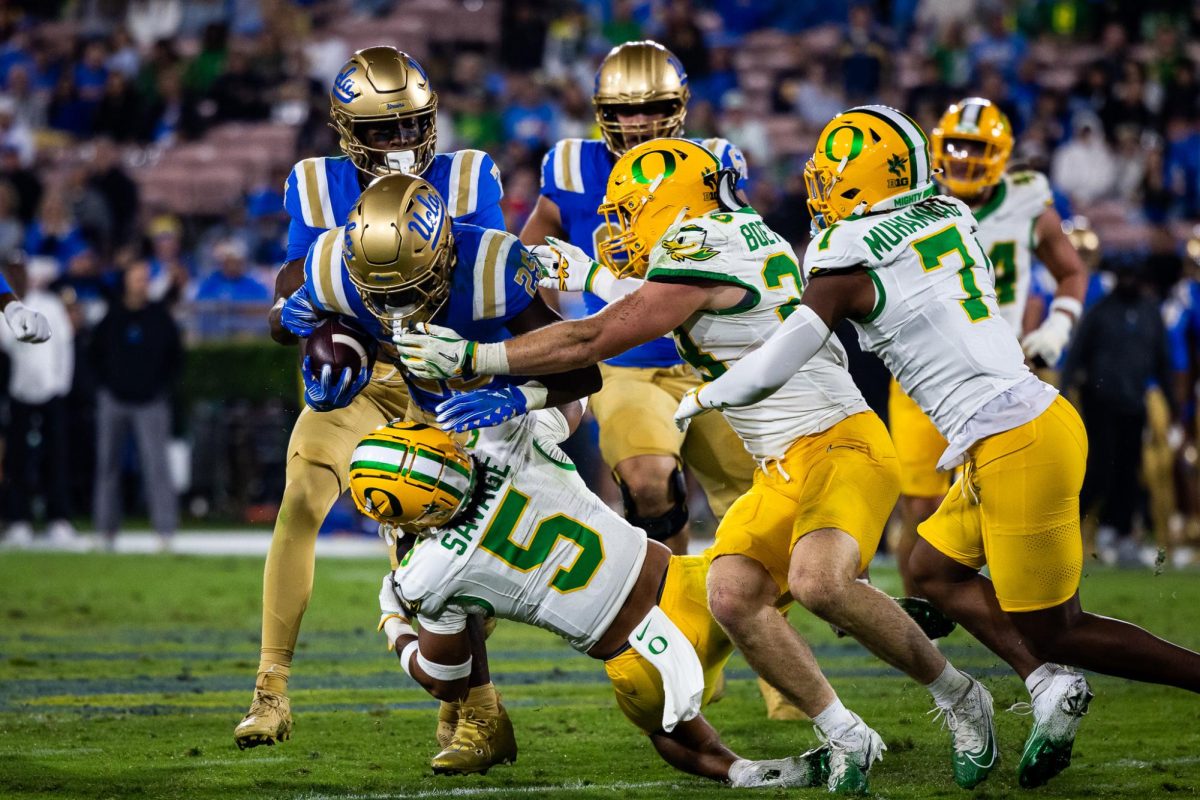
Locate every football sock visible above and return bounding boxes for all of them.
[1024,663,1061,700]
[926,661,973,707]
[813,697,857,739]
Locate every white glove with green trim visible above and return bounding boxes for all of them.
[393,322,510,379]
[533,236,639,302]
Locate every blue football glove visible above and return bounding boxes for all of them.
[303,355,369,411]
[281,287,322,338]
[435,386,529,433]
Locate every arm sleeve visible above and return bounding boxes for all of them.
[698,304,833,409]
[538,144,568,206]
[455,152,506,230]
[284,164,322,262]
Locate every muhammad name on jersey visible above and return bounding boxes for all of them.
[300,222,539,412]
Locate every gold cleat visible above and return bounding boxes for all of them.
[436,700,458,750]
[431,701,518,775]
[234,690,293,749]
[758,677,809,721]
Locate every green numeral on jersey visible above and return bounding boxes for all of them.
[479,488,604,593]
[912,225,992,323]
[674,327,727,381]
[987,241,1016,305]
[762,253,802,321]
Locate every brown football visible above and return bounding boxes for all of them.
[305,317,376,379]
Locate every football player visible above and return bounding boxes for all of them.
[237,46,508,757]
[884,97,1088,599]
[0,264,50,343]
[357,412,829,789]
[676,105,1200,788]
[396,139,995,794]
[239,175,601,776]
[518,40,755,559]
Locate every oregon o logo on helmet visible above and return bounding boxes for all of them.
[631,150,677,184]
[363,486,402,517]
[824,125,864,162]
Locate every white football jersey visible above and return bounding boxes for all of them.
[802,195,1037,449]
[646,209,869,459]
[969,171,1053,332]
[393,415,647,652]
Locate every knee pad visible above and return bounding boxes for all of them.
[617,465,689,542]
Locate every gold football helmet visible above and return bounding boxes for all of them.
[350,421,475,532]
[931,97,1014,198]
[330,46,438,177]
[597,138,724,278]
[1062,215,1101,270]
[805,105,936,231]
[343,174,453,329]
[594,40,689,155]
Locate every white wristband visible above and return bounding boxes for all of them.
[398,639,420,678]
[1049,296,1082,322]
[472,341,510,375]
[518,381,548,411]
[417,651,473,681]
[382,615,411,645]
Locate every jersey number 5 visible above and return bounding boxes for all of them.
[480,488,604,593]
[912,225,992,322]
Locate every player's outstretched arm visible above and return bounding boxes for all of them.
[674,270,875,424]
[1022,208,1086,364]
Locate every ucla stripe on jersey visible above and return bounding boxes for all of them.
[305,228,355,315]
[472,229,517,321]
[701,137,729,164]
[297,158,336,230]
[553,139,586,194]
[448,150,482,217]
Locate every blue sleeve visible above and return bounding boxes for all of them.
[539,145,565,206]
[503,239,538,323]
[284,166,322,261]
[457,153,506,231]
[720,142,750,192]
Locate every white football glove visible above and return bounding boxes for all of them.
[3,301,50,343]
[378,572,413,650]
[393,322,474,381]
[533,236,603,293]
[1021,305,1076,365]
[674,387,720,432]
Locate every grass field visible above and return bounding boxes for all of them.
[1,552,1199,799]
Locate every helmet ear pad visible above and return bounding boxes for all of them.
[715,168,746,212]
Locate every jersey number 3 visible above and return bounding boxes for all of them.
[912,225,992,322]
[480,488,604,593]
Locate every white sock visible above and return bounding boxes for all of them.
[1024,663,1060,699]
[813,697,857,739]
[926,661,972,707]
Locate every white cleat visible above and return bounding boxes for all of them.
[932,678,997,789]
[1017,669,1093,788]
[728,747,830,788]
[816,712,886,794]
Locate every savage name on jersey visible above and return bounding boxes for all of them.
[285,150,505,261]
[648,208,867,459]
[301,221,539,413]
[970,170,1054,332]
[804,195,1053,467]
[387,415,647,652]
[541,136,748,368]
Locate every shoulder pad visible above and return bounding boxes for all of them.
[546,138,588,194]
[287,157,337,230]
[1005,170,1053,216]
[700,137,748,181]
[444,150,501,218]
[467,227,521,321]
[647,217,735,280]
[803,221,869,280]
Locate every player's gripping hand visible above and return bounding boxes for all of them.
[394,322,476,380]
[280,286,322,338]
[436,386,530,432]
[532,236,603,293]
[378,572,414,650]
[673,386,723,432]
[3,301,50,343]
[302,355,369,411]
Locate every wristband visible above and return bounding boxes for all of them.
[471,341,511,375]
[1049,296,1082,322]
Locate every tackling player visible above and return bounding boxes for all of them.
[356,413,829,789]
[237,46,508,756]
[396,139,996,794]
[519,40,754,559]
[885,97,1088,598]
[676,104,1200,788]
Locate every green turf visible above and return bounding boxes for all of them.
[1,552,1198,799]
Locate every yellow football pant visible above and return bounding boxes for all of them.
[604,553,733,734]
[919,396,1087,612]
[888,379,951,499]
[589,363,753,517]
[257,365,409,691]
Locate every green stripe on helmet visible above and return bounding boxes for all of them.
[350,459,402,474]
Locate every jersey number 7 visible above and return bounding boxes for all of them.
[912,225,993,323]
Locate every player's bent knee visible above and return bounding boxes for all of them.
[615,458,688,543]
[789,571,849,619]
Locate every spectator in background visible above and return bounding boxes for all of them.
[691,42,738,110]
[840,3,889,104]
[210,47,268,123]
[194,238,268,304]
[24,191,89,269]
[501,80,558,152]
[719,90,770,168]
[91,260,181,551]
[141,66,203,144]
[92,71,143,142]
[500,0,549,72]
[5,64,48,131]
[1,144,42,226]
[183,22,227,96]
[1052,111,1116,207]
[0,181,23,257]
[106,27,141,79]
[661,0,709,80]
[931,21,971,89]
[145,215,192,302]
[0,252,76,546]
[0,95,34,168]
[1165,114,1200,219]
[1062,256,1173,566]
[74,39,109,119]
[86,138,138,251]
[968,7,1026,82]
[603,0,643,45]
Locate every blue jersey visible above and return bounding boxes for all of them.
[1165,278,1200,373]
[540,136,749,368]
[284,151,505,262]
[302,221,539,412]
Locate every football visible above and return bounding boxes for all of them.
[305,317,376,379]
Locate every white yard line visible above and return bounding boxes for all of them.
[295,780,687,800]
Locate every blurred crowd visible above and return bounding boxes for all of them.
[0,0,1199,555]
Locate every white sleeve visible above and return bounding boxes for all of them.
[698,305,832,409]
[589,267,643,303]
[417,605,469,635]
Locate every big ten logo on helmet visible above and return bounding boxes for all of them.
[333,66,358,104]
[407,191,444,242]
[886,153,909,189]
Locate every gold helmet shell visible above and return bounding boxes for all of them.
[350,421,475,532]
[343,174,453,328]
[330,46,438,177]
[805,105,936,231]
[931,97,1014,198]
[593,40,690,155]
[1062,215,1101,270]
[597,138,723,278]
